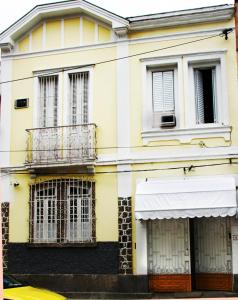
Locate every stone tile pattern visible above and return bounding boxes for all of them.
[118,197,132,274]
[1,202,9,270]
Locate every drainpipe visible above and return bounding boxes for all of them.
[0,205,3,300]
[235,0,238,51]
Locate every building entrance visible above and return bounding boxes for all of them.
[148,217,232,292]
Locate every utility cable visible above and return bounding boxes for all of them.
[0,30,232,86]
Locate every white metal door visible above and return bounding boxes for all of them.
[194,217,232,274]
[148,219,190,274]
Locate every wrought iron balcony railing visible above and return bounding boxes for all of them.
[26,124,96,165]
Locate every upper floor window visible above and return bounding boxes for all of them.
[29,179,95,244]
[146,65,178,129]
[141,53,229,143]
[152,70,175,113]
[194,67,217,125]
[38,75,58,127]
[69,72,89,125]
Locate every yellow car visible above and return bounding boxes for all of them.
[4,274,67,300]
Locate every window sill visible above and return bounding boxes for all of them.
[27,242,97,248]
[141,125,231,144]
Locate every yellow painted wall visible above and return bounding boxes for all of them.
[98,25,111,43]
[64,17,80,47]
[129,19,238,149]
[46,19,61,49]
[18,35,29,53]
[83,18,95,44]
[32,24,43,51]
[16,16,112,52]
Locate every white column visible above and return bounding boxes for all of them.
[136,220,147,274]
[116,37,131,196]
[0,58,12,202]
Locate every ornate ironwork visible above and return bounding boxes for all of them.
[26,124,96,165]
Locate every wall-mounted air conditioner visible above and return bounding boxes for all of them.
[153,112,176,128]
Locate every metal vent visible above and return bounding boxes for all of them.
[14,98,29,109]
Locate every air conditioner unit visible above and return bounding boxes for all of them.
[152,112,176,128]
[160,114,176,128]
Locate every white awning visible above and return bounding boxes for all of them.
[135,176,237,220]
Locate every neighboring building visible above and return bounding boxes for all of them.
[0,0,238,294]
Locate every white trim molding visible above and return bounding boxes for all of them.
[0,58,13,202]
[63,66,94,125]
[142,125,231,144]
[141,51,230,144]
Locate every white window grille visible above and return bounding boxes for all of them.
[69,72,89,125]
[30,179,95,244]
[152,70,175,113]
[39,75,58,128]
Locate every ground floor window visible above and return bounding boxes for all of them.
[29,179,95,244]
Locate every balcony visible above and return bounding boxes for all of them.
[26,124,96,168]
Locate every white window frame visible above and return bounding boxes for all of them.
[63,66,94,126]
[141,52,231,144]
[142,59,180,132]
[33,72,63,128]
[187,53,229,128]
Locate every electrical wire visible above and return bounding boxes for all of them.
[0,30,232,86]
[0,141,233,153]
[2,160,238,178]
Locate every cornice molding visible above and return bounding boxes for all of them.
[128,5,234,31]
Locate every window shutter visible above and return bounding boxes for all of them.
[194,69,205,124]
[163,71,174,111]
[212,68,218,123]
[152,71,174,112]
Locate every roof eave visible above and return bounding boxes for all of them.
[0,0,128,44]
[128,5,234,31]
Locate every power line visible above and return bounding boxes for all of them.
[0,140,232,153]
[2,160,237,178]
[0,30,231,86]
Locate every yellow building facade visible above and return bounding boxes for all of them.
[0,0,238,294]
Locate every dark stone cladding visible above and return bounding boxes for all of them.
[12,274,149,293]
[8,242,119,274]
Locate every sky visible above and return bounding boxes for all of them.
[0,0,234,33]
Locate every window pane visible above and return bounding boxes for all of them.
[30,179,94,244]
[39,75,58,127]
[194,68,217,124]
[69,72,89,125]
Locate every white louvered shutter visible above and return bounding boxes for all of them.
[194,69,205,124]
[212,68,218,123]
[69,72,89,125]
[152,71,174,112]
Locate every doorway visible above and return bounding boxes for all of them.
[191,217,232,291]
[148,217,233,292]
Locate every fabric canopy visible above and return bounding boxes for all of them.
[135,176,237,220]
